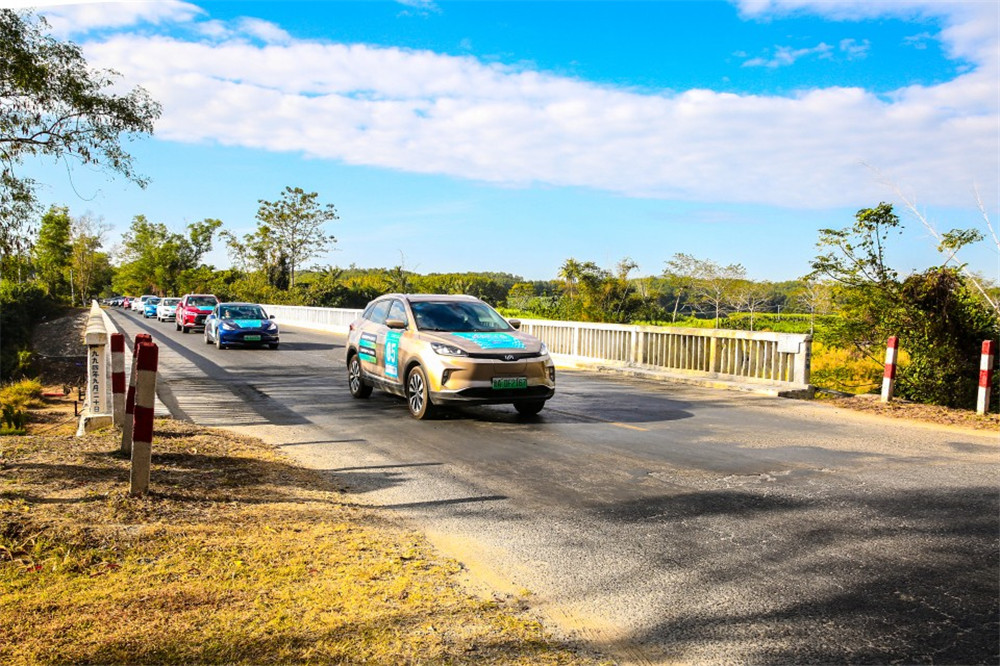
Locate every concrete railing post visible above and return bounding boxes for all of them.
[110,333,126,426]
[121,333,153,456]
[130,342,158,496]
[77,301,114,435]
[881,336,899,403]
[977,340,996,415]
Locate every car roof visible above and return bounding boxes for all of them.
[377,293,482,304]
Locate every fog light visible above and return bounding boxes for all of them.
[548,367,556,382]
[442,369,457,385]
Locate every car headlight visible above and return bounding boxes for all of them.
[220,321,237,330]
[264,321,277,331]
[539,342,548,355]
[431,342,468,357]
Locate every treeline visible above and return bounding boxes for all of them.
[2,197,997,411]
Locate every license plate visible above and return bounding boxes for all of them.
[492,377,527,390]
[244,335,261,341]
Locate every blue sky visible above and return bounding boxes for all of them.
[13,0,1000,282]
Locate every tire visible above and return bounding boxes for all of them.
[347,354,372,398]
[215,334,226,350]
[175,320,181,331]
[406,365,435,420]
[181,326,189,334]
[514,400,546,417]
[268,343,279,350]
[204,328,212,345]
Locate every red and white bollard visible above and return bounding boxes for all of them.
[120,333,152,455]
[881,336,899,403]
[110,333,126,427]
[130,341,158,496]
[977,340,996,415]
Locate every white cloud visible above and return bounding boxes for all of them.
[742,42,833,68]
[30,0,202,36]
[59,1,1000,210]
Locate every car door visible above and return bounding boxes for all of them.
[357,299,390,380]
[382,299,409,384]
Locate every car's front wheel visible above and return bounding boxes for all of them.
[215,334,226,350]
[514,400,546,417]
[406,365,435,419]
[347,354,372,398]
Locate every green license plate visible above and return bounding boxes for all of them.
[243,335,261,341]
[492,377,527,390]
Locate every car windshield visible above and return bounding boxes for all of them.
[220,305,267,320]
[189,297,217,307]
[163,298,180,306]
[146,298,160,305]
[410,301,511,332]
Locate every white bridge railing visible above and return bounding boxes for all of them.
[265,305,812,389]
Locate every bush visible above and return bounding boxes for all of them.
[0,280,54,380]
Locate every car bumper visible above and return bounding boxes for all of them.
[425,356,555,405]
[218,330,279,346]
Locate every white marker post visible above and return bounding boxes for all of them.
[130,342,158,496]
[977,340,996,416]
[881,336,899,403]
[110,333,126,427]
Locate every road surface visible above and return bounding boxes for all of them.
[108,308,1000,665]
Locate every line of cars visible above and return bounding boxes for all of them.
[106,293,280,350]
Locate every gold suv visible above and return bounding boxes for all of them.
[346,294,555,419]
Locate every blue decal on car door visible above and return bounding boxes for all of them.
[385,330,402,380]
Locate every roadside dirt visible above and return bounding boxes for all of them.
[29,307,89,390]
[817,391,999,433]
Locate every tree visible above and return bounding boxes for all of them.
[254,187,338,287]
[810,203,998,407]
[684,257,746,327]
[32,205,71,299]
[729,279,772,331]
[810,202,905,350]
[663,253,699,322]
[69,213,111,305]
[0,9,160,256]
[114,215,221,295]
[792,278,833,335]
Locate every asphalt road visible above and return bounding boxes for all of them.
[108,308,1000,665]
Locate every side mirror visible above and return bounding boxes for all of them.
[508,319,521,330]
[269,314,275,320]
[385,318,407,330]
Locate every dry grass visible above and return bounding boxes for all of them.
[0,393,606,665]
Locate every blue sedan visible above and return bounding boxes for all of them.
[204,303,279,350]
[142,297,161,318]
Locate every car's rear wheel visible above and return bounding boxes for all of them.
[514,400,546,417]
[406,365,435,419]
[204,328,212,345]
[347,354,372,398]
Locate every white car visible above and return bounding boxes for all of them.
[132,294,155,312]
[156,297,181,322]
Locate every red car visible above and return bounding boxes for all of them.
[175,294,219,333]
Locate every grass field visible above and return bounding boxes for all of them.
[0,392,607,665]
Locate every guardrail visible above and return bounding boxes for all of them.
[265,305,812,389]
[517,319,811,387]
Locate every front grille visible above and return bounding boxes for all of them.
[195,315,206,324]
[467,352,544,360]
